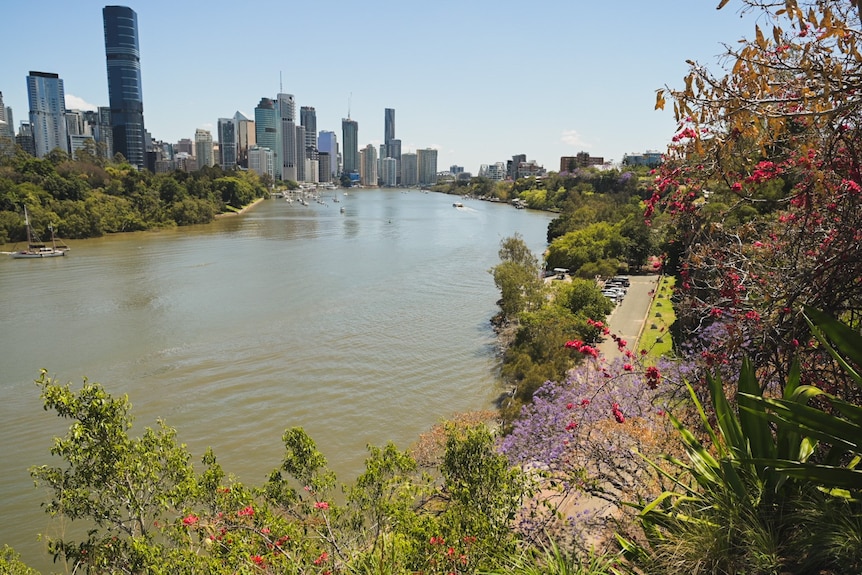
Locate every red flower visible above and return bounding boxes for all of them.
[623,363,633,371]
[611,403,625,424]
[251,555,265,566]
[566,402,574,410]
[237,506,254,517]
[182,514,198,526]
[313,552,329,566]
[314,501,330,510]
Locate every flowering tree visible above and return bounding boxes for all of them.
[499,330,683,552]
[650,0,862,393]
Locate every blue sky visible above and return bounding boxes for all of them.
[1,1,759,174]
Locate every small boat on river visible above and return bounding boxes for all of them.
[10,207,69,259]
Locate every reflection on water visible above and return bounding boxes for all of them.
[0,189,553,571]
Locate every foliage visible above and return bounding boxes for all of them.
[649,0,862,395]
[490,234,545,324]
[0,151,267,243]
[619,306,862,574]
[0,546,40,575]
[485,539,623,575]
[501,346,676,552]
[22,372,542,574]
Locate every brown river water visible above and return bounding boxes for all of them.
[0,189,553,571]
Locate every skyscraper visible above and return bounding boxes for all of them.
[300,106,317,154]
[317,130,338,178]
[417,148,438,186]
[103,6,146,169]
[217,117,236,169]
[295,124,306,182]
[26,71,68,157]
[400,152,418,187]
[254,97,278,169]
[195,128,213,169]
[384,107,395,157]
[360,144,378,186]
[233,111,254,169]
[277,93,296,181]
[341,118,358,175]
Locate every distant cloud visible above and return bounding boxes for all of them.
[561,129,590,149]
[65,94,98,111]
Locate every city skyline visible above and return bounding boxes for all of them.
[1,1,758,174]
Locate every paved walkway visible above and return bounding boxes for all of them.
[597,274,660,360]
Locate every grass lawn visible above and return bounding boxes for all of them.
[638,275,675,358]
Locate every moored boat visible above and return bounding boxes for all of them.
[11,207,69,259]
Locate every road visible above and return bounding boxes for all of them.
[597,274,660,360]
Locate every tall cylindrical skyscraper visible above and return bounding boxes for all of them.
[103,5,146,169]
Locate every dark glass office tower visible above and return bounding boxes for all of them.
[103,5,146,169]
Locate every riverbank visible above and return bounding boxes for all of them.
[215,197,265,218]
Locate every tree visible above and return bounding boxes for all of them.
[649,0,862,391]
[30,371,198,572]
[491,234,545,323]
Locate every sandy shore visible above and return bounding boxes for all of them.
[215,197,265,218]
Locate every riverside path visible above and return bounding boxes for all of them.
[597,274,660,360]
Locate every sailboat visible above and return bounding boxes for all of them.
[11,207,69,259]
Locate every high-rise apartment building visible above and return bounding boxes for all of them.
[233,111,254,169]
[217,117,237,169]
[417,148,438,186]
[27,71,68,157]
[400,152,417,186]
[248,145,274,179]
[360,144,378,186]
[381,157,397,187]
[254,97,278,170]
[317,130,338,178]
[195,128,213,169]
[103,6,146,169]
[341,118,358,175]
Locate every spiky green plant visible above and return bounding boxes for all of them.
[617,306,862,573]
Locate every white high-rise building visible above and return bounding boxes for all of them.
[360,144,378,186]
[195,128,214,169]
[248,145,274,179]
[27,71,68,157]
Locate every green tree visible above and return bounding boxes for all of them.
[30,371,198,572]
[491,234,545,323]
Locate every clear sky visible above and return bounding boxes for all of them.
[1,1,759,174]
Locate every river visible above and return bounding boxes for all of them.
[0,188,553,571]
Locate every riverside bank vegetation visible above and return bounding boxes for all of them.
[4,1,862,572]
[0,147,271,245]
